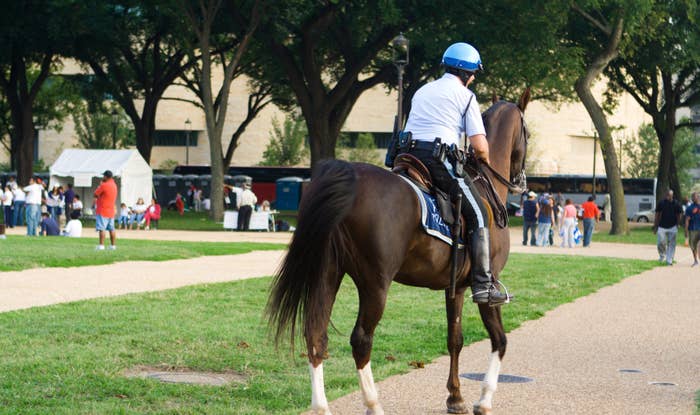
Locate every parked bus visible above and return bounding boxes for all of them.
[508,175,657,219]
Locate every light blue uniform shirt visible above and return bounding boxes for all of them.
[404,73,486,146]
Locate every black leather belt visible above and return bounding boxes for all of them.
[405,139,439,152]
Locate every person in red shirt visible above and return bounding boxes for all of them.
[94,170,118,250]
[580,195,600,247]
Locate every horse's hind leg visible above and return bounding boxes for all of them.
[306,272,344,415]
[445,288,469,414]
[473,304,507,415]
[350,283,389,415]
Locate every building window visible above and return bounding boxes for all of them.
[154,130,198,147]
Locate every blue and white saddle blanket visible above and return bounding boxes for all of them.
[398,175,455,245]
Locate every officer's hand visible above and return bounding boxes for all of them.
[652,226,658,234]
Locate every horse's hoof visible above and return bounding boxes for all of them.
[365,406,384,415]
[473,403,492,415]
[446,397,469,414]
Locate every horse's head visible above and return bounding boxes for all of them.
[483,89,530,192]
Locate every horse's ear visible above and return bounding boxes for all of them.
[518,87,531,112]
[491,93,499,104]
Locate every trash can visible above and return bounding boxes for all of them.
[275,177,304,211]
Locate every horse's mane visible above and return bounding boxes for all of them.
[482,100,516,120]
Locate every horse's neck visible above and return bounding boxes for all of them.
[489,144,512,202]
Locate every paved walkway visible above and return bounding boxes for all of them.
[1,228,698,414]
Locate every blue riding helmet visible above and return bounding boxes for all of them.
[441,42,483,72]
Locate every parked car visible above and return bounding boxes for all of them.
[631,209,655,222]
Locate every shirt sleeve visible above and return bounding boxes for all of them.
[464,94,486,138]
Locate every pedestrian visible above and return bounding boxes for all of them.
[653,189,683,265]
[23,177,44,236]
[142,197,161,230]
[603,193,611,222]
[118,203,130,229]
[683,192,700,267]
[72,195,83,218]
[64,183,75,221]
[560,198,578,248]
[39,212,60,236]
[237,183,257,231]
[522,191,538,246]
[580,196,600,247]
[94,170,118,250]
[62,210,83,237]
[12,185,25,226]
[2,184,14,228]
[535,195,555,246]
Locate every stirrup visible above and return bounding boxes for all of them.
[470,280,512,306]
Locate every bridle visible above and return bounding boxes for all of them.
[480,109,528,194]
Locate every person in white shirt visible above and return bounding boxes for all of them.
[12,186,25,226]
[129,197,147,229]
[2,185,14,228]
[237,183,258,231]
[71,195,83,217]
[23,177,44,236]
[400,42,508,306]
[62,210,83,237]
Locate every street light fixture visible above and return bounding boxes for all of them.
[392,33,409,129]
[111,109,119,149]
[184,118,192,165]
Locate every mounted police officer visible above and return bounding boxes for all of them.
[402,42,510,306]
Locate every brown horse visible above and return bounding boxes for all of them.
[267,90,530,415]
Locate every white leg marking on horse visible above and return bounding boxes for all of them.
[477,351,501,410]
[358,362,384,415]
[309,363,332,414]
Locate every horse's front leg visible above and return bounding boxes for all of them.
[445,288,469,414]
[473,304,507,415]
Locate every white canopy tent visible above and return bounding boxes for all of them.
[50,149,153,215]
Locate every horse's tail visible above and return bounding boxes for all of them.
[266,159,357,348]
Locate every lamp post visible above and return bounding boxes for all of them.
[111,109,119,149]
[392,33,409,129]
[592,127,597,199]
[184,118,192,165]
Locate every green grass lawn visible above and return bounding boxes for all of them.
[0,254,657,414]
[0,236,285,272]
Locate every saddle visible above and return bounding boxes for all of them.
[392,153,507,230]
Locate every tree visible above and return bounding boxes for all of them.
[260,115,308,166]
[177,0,261,221]
[73,0,194,164]
[1,72,80,171]
[0,0,80,182]
[625,122,700,195]
[73,103,134,149]
[567,1,653,235]
[337,133,382,165]
[623,124,658,179]
[606,0,700,199]
[254,1,422,166]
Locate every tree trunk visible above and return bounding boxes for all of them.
[307,117,336,166]
[573,16,628,235]
[16,111,35,184]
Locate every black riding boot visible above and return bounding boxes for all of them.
[470,228,510,306]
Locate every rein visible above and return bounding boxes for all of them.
[477,110,529,195]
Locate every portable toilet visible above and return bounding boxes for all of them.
[275,176,304,211]
[152,174,166,204]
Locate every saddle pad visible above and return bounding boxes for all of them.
[398,175,454,246]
